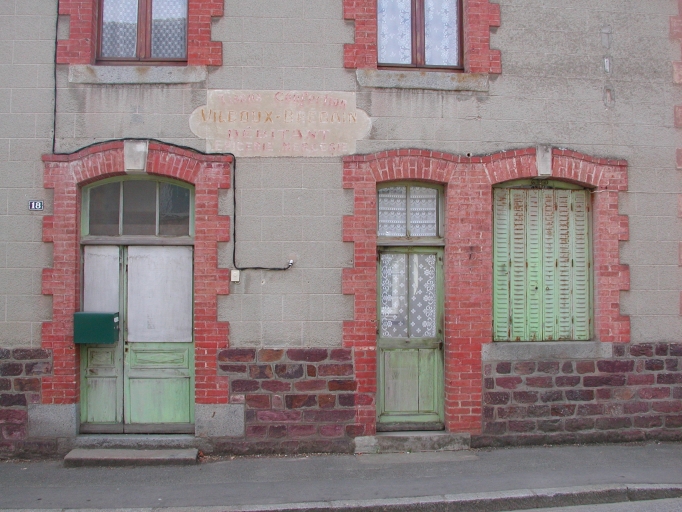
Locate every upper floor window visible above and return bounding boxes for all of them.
[99,0,187,63]
[83,178,193,238]
[377,0,461,68]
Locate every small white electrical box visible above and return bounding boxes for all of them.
[230,269,241,283]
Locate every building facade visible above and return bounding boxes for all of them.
[1,0,682,456]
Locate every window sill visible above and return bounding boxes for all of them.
[481,341,612,361]
[68,65,207,85]
[356,69,489,92]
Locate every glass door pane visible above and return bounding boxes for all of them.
[126,246,193,343]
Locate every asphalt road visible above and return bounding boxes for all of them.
[1,442,681,511]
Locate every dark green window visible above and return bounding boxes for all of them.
[493,181,592,342]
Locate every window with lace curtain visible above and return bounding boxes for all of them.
[98,0,187,63]
[377,0,462,69]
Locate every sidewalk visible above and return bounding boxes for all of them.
[1,442,682,511]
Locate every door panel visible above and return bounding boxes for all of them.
[377,249,443,429]
[383,350,419,413]
[125,342,194,425]
[82,346,120,424]
[83,245,120,312]
[81,245,195,433]
[81,246,123,428]
[127,246,193,343]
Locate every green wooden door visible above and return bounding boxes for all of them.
[80,245,194,433]
[493,186,591,341]
[377,249,444,430]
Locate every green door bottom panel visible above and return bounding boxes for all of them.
[80,345,123,425]
[81,342,195,429]
[377,347,443,425]
[124,343,195,425]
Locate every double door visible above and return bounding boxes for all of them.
[80,245,194,433]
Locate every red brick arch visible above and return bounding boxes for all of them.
[342,147,629,435]
[41,141,233,406]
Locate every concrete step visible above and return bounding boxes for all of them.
[73,434,201,450]
[354,432,470,454]
[63,448,199,467]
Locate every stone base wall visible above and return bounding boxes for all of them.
[0,349,52,457]
[217,348,367,454]
[476,342,682,447]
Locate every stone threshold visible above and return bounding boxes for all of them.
[354,431,471,454]
[71,434,212,452]
[64,448,199,467]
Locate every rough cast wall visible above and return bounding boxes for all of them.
[47,0,681,348]
[0,1,56,348]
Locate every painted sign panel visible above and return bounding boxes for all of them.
[189,90,371,157]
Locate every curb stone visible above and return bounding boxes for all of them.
[2,484,682,512]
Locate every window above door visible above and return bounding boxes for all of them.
[377,183,444,245]
[82,177,194,242]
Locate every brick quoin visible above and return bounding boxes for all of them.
[342,148,629,436]
[343,0,501,73]
[56,0,223,66]
[41,141,233,406]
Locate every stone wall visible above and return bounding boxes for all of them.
[0,348,52,456]
[216,347,366,454]
[476,342,682,447]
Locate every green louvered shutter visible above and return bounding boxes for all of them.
[493,190,511,340]
[493,186,592,341]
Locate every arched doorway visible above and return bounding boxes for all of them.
[79,177,195,433]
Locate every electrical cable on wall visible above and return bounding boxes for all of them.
[231,158,294,272]
[50,6,290,272]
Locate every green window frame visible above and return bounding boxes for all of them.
[493,180,593,342]
[81,176,194,242]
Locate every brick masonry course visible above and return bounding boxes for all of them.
[0,348,52,457]
[217,347,363,454]
[475,343,682,447]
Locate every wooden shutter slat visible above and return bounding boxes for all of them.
[493,189,511,341]
[572,190,591,340]
[526,189,542,341]
[542,190,557,341]
[510,189,528,341]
